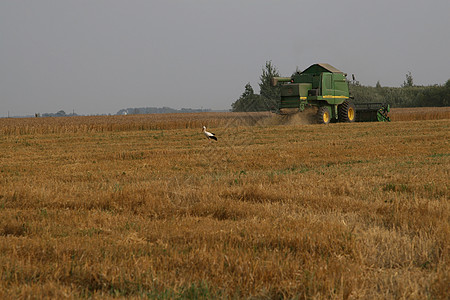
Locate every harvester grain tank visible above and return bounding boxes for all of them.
[272,63,390,123]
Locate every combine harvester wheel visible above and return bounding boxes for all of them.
[339,100,356,122]
[317,106,331,124]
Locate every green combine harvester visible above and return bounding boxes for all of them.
[272,63,390,123]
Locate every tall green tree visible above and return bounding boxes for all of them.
[259,61,281,111]
[402,71,414,87]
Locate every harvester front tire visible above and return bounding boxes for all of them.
[317,106,331,124]
[339,100,356,122]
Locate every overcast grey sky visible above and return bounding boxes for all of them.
[1,0,449,116]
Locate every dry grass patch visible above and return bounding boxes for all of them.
[0,113,448,298]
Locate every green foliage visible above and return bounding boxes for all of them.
[350,79,450,107]
[231,83,266,112]
[259,61,281,111]
[402,71,414,87]
[413,80,450,107]
[232,61,281,112]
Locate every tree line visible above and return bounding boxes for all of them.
[231,62,450,111]
[349,80,450,107]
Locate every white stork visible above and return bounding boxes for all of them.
[202,126,217,142]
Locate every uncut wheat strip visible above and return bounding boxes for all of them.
[0,112,273,135]
[390,107,450,121]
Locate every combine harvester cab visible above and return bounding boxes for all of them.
[273,63,390,124]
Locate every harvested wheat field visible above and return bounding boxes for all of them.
[0,109,449,299]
